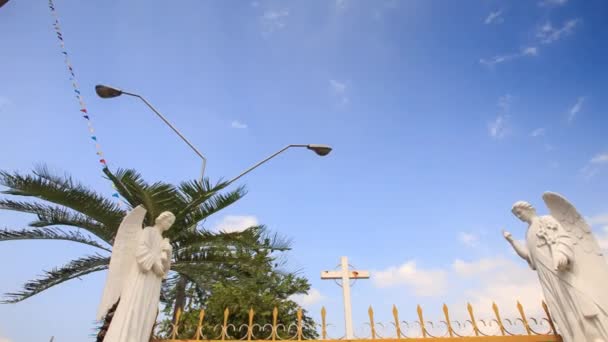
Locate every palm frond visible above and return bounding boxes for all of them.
[179,187,246,235]
[0,227,111,252]
[104,168,183,224]
[1,254,109,303]
[174,226,291,256]
[0,167,124,228]
[174,179,226,220]
[0,199,113,242]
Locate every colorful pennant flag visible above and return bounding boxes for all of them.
[48,0,122,205]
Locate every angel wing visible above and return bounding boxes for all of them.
[542,191,600,255]
[96,205,147,320]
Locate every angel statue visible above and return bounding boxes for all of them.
[503,192,608,342]
[97,205,175,342]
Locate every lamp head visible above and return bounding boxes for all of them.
[307,144,332,156]
[95,84,123,99]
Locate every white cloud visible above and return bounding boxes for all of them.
[580,152,608,179]
[231,120,248,129]
[458,232,479,248]
[591,153,608,164]
[488,115,508,139]
[290,288,324,307]
[373,260,448,296]
[451,257,544,319]
[488,95,512,139]
[522,46,539,56]
[480,54,515,67]
[530,127,546,137]
[540,0,568,7]
[452,257,511,277]
[212,215,259,233]
[567,96,585,122]
[480,47,538,67]
[329,79,349,106]
[484,10,504,25]
[260,9,289,33]
[537,19,580,44]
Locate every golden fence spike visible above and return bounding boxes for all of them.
[492,302,506,336]
[321,306,327,340]
[297,307,303,341]
[247,308,255,341]
[443,303,454,337]
[517,301,532,335]
[416,304,427,338]
[222,307,230,341]
[171,307,182,340]
[272,306,279,341]
[368,305,377,339]
[467,302,480,336]
[194,309,206,340]
[392,305,402,339]
[542,300,558,336]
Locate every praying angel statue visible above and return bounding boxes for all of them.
[97,205,175,342]
[503,192,608,342]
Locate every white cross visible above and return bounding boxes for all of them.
[321,256,370,339]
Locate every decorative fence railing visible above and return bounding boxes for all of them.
[154,301,562,341]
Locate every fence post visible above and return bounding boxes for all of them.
[417,305,427,338]
[443,304,454,337]
[467,303,480,336]
[392,305,402,339]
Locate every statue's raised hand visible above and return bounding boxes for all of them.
[502,229,513,242]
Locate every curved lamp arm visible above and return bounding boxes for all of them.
[96,84,207,183]
[226,144,332,186]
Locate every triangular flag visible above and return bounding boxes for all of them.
[91,136,97,141]
[83,115,90,120]
[80,108,88,113]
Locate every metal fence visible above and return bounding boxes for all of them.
[154,301,562,342]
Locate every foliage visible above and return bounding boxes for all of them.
[156,250,319,340]
[0,166,288,305]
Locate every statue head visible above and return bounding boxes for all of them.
[155,211,175,231]
[511,201,537,223]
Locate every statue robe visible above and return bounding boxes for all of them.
[527,216,608,342]
[103,227,166,342]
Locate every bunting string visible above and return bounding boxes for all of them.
[48,0,122,203]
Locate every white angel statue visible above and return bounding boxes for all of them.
[503,192,608,342]
[97,205,175,342]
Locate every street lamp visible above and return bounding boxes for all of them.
[226,144,332,186]
[96,84,332,186]
[95,84,207,183]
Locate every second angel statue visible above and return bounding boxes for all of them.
[504,192,608,342]
[97,205,175,342]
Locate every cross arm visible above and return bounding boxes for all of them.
[321,270,370,279]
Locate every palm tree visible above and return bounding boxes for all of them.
[0,166,290,322]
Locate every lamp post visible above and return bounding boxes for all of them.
[95,84,333,186]
[95,84,207,183]
[226,144,331,186]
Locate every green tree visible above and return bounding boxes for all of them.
[0,166,289,322]
[157,249,319,340]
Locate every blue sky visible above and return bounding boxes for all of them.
[1,0,608,340]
